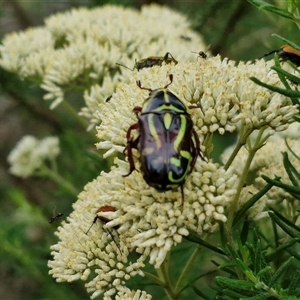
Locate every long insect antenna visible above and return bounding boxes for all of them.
[258,49,278,60]
[106,227,122,254]
[85,216,98,234]
[116,62,134,71]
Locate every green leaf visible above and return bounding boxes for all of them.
[184,231,225,255]
[233,183,273,225]
[250,77,300,100]
[241,292,270,300]
[271,66,300,85]
[191,285,210,299]
[270,209,300,233]
[282,152,300,186]
[272,34,300,52]
[262,175,300,197]
[266,238,300,262]
[268,211,299,239]
[216,276,255,291]
[287,267,300,294]
[268,256,294,288]
[285,139,300,162]
[256,266,272,280]
[248,0,294,20]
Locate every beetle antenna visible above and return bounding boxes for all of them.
[164,74,173,89]
[116,62,134,71]
[136,80,152,92]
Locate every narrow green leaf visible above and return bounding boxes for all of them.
[212,260,237,277]
[287,267,300,294]
[256,266,272,280]
[282,152,300,186]
[191,286,210,299]
[250,77,300,99]
[241,292,270,300]
[266,237,299,262]
[262,175,300,196]
[216,276,255,290]
[184,231,225,255]
[248,0,294,20]
[270,209,300,233]
[272,54,294,90]
[285,139,300,162]
[235,257,252,275]
[268,211,298,239]
[272,34,300,52]
[271,66,300,85]
[233,183,273,225]
[216,289,247,299]
[287,247,300,261]
[268,257,294,288]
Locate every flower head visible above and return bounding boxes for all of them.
[7,135,60,178]
[0,4,207,130]
[48,34,300,298]
[96,57,298,158]
[48,157,237,297]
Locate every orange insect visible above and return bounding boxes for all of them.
[86,206,120,252]
[260,45,300,66]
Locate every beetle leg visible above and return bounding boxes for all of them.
[123,123,139,177]
[133,106,142,118]
[180,185,184,207]
[188,104,201,109]
[189,129,205,174]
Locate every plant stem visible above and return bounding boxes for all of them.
[38,166,79,197]
[156,252,176,300]
[224,121,252,170]
[225,127,270,244]
[174,244,202,295]
[62,101,97,141]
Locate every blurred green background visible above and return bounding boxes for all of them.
[0,0,298,299]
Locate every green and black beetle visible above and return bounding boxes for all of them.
[123,74,202,203]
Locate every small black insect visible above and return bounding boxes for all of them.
[49,212,63,223]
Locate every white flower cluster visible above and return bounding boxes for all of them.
[7,135,60,178]
[48,157,237,296]
[47,24,300,298]
[222,133,300,220]
[0,4,206,130]
[96,57,298,158]
[4,3,299,299]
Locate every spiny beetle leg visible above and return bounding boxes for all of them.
[188,104,201,109]
[133,106,142,118]
[123,123,139,177]
[180,185,184,207]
